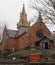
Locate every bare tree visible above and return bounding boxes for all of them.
[0,20,7,43]
[29,0,55,24]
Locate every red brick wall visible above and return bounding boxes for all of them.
[7,38,17,50]
[0,18,52,50]
[29,21,51,43]
[17,33,29,49]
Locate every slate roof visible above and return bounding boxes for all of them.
[7,29,17,38]
[18,26,27,36]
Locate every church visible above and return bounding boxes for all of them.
[0,4,54,52]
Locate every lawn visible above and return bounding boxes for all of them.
[8,49,55,56]
[8,49,42,57]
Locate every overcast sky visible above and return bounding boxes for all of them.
[0,0,37,29]
[0,0,55,33]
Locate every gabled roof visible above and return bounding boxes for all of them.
[30,13,51,33]
[35,36,53,43]
[7,29,17,38]
[2,25,17,38]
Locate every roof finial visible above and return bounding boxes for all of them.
[38,11,43,26]
[39,12,42,21]
[39,11,41,17]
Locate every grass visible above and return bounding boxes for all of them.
[8,49,42,57]
[8,49,55,56]
[51,49,55,54]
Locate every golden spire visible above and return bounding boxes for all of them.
[17,3,30,29]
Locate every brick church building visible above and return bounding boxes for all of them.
[0,4,54,51]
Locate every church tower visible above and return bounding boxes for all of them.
[17,4,30,29]
[17,4,30,36]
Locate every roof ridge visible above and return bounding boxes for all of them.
[7,29,17,31]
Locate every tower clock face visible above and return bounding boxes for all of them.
[36,29,44,38]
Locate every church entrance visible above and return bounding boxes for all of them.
[45,42,48,49]
[42,42,48,49]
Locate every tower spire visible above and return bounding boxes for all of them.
[17,3,30,29]
[22,4,25,14]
